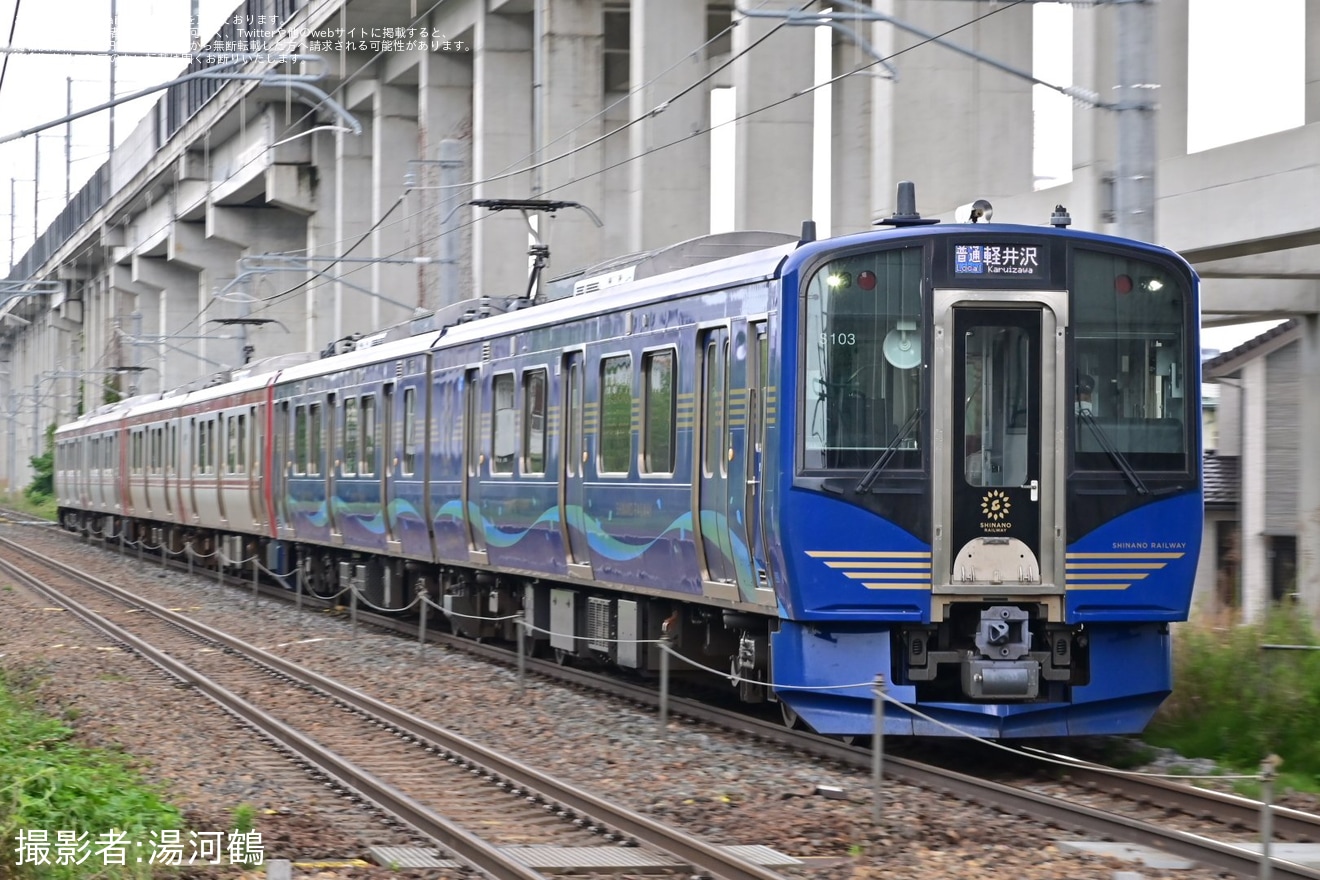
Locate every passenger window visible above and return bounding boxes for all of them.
[522,370,547,475]
[402,387,418,476]
[600,355,632,474]
[309,404,322,476]
[360,396,375,476]
[343,398,358,476]
[293,406,307,474]
[643,351,675,474]
[492,373,515,474]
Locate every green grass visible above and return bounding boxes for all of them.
[1146,614,1320,791]
[0,670,184,879]
[0,491,56,522]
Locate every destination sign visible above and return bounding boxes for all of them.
[953,243,1047,279]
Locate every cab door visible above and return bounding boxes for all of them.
[932,291,1066,598]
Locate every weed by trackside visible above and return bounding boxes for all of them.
[1148,614,1320,790]
[0,670,184,879]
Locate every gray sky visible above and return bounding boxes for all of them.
[0,0,231,258]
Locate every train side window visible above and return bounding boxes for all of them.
[522,369,546,475]
[208,420,217,474]
[237,413,247,474]
[402,386,418,476]
[360,396,376,476]
[642,350,675,474]
[343,397,359,476]
[294,405,308,475]
[702,340,724,478]
[195,419,206,474]
[565,359,582,479]
[492,373,516,474]
[600,354,633,475]
[226,415,238,474]
[309,403,322,476]
[250,407,259,477]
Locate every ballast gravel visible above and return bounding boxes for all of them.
[0,523,1254,880]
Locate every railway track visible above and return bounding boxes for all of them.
[0,535,791,880]
[5,520,1320,879]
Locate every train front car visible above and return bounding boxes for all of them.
[771,221,1201,738]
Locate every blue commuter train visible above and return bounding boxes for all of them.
[54,195,1201,738]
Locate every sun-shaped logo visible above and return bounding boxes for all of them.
[981,489,1012,521]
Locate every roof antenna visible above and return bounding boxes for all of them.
[876,180,939,228]
[798,219,817,246]
[1050,204,1072,228]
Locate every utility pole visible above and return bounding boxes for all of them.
[1114,0,1157,243]
[9,179,16,270]
[109,0,117,156]
[65,78,72,204]
[33,137,39,247]
[438,140,465,308]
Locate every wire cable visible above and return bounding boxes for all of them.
[0,0,21,101]
[66,0,1027,372]
[250,0,1031,314]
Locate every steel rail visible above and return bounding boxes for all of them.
[11,522,1320,880]
[0,552,548,880]
[347,603,1320,880]
[1056,763,1320,842]
[0,539,790,880]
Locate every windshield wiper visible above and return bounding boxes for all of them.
[1077,410,1149,495]
[856,407,923,493]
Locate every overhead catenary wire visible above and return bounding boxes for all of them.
[0,0,20,99]
[116,0,796,343]
[80,0,1027,370]
[248,0,1030,317]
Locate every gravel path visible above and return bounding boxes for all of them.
[0,524,1246,880]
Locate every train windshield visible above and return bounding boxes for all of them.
[802,246,924,470]
[1072,249,1192,473]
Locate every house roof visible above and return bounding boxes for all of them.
[1203,318,1299,378]
[1203,453,1239,508]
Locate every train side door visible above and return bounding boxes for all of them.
[696,326,735,595]
[462,368,488,564]
[745,320,777,607]
[933,292,1066,598]
[275,401,293,537]
[248,405,262,529]
[324,395,339,542]
[382,381,397,548]
[560,350,592,578]
[186,418,199,522]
